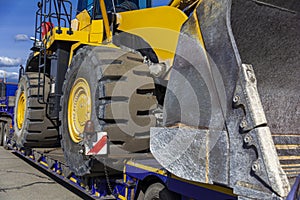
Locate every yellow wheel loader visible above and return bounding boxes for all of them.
[13,0,299,198]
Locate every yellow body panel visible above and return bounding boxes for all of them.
[99,0,112,42]
[117,6,187,62]
[46,27,89,49]
[76,9,92,31]
[43,4,120,65]
[45,6,190,66]
[45,8,105,50]
[89,20,104,43]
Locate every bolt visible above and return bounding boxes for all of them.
[252,162,260,172]
[149,63,166,77]
[155,113,163,120]
[79,133,84,139]
[240,120,247,129]
[78,149,84,154]
[244,135,252,144]
[246,70,256,83]
[233,95,240,103]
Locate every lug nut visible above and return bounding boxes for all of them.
[240,120,247,129]
[78,149,84,154]
[252,162,260,172]
[233,95,240,103]
[244,135,252,144]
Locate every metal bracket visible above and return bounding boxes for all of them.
[233,64,267,132]
[233,64,290,197]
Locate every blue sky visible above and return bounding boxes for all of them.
[0,0,78,82]
[0,1,37,81]
[0,0,168,82]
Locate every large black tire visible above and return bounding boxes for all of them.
[144,183,180,200]
[60,46,157,175]
[14,72,59,147]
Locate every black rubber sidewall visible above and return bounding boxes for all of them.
[13,76,29,146]
[60,47,96,175]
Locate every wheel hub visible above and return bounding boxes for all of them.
[68,78,91,143]
[17,92,26,129]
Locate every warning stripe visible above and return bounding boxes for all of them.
[87,135,107,155]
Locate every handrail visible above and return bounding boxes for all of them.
[31,0,73,104]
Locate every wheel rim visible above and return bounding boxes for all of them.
[68,78,91,143]
[17,92,26,129]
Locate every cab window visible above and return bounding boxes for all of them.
[77,0,94,15]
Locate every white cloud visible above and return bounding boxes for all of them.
[0,70,18,80]
[0,56,22,66]
[0,70,5,77]
[7,72,19,80]
[15,34,29,41]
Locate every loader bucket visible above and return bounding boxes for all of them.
[151,0,300,198]
[231,0,300,182]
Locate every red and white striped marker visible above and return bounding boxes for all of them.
[85,132,108,155]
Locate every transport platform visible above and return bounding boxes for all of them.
[0,147,81,200]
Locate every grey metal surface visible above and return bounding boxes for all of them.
[152,0,298,198]
[0,147,81,200]
[151,127,229,184]
[231,0,300,137]
[231,64,289,198]
[231,0,300,186]
[160,0,240,189]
